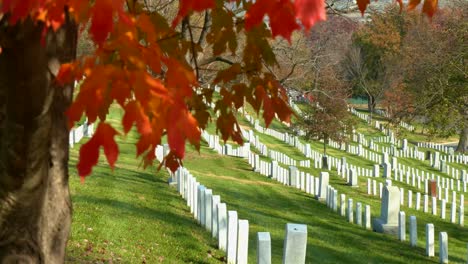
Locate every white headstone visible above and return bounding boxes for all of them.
[217,203,228,251]
[356,202,362,226]
[257,232,271,264]
[340,194,346,217]
[283,223,307,264]
[365,205,371,230]
[212,195,221,238]
[373,164,380,178]
[204,189,213,230]
[197,185,206,225]
[227,211,238,263]
[426,223,434,257]
[317,172,329,200]
[398,211,406,241]
[410,216,417,247]
[439,232,448,264]
[237,220,249,264]
[374,184,401,235]
[348,199,354,223]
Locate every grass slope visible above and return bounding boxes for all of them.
[65,109,223,263]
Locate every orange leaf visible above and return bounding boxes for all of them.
[294,0,327,31]
[408,0,422,10]
[56,63,75,85]
[122,101,152,135]
[77,122,119,178]
[422,0,437,17]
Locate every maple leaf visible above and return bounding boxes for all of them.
[294,0,327,31]
[357,0,371,16]
[56,63,76,85]
[245,0,270,31]
[122,101,152,135]
[422,0,438,18]
[77,122,119,178]
[245,0,300,41]
[269,0,300,41]
[408,0,422,10]
[90,0,113,44]
[166,102,200,158]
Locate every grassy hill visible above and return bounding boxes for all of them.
[65,106,467,263]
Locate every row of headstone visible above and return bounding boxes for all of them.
[202,131,251,158]
[248,116,467,206]
[242,113,467,263]
[374,181,467,263]
[69,122,94,147]
[171,142,312,263]
[392,163,467,194]
[326,186,373,229]
[173,166,250,263]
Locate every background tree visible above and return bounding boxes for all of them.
[397,2,468,152]
[343,6,406,122]
[297,65,354,156]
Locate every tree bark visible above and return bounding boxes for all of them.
[0,14,77,264]
[367,94,375,123]
[456,125,468,153]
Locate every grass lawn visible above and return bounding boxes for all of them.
[65,103,467,263]
[65,108,224,263]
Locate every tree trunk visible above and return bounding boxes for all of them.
[456,125,468,153]
[0,14,77,264]
[367,94,375,123]
[323,138,327,156]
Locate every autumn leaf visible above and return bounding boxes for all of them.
[77,122,119,178]
[408,0,422,10]
[294,0,327,31]
[422,0,438,18]
[122,101,152,135]
[56,63,76,85]
[90,0,115,45]
[357,0,371,16]
[245,0,300,41]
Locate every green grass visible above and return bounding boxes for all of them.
[65,108,224,263]
[214,108,467,263]
[65,103,467,263]
[183,141,468,263]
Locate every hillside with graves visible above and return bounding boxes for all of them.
[65,99,467,263]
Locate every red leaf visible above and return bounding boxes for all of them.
[77,122,119,178]
[172,0,216,27]
[122,101,152,135]
[422,0,437,18]
[294,0,327,31]
[90,0,114,45]
[56,63,75,86]
[357,0,371,16]
[269,0,300,41]
[245,0,270,31]
[245,0,301,41]
[166,103,200,158]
